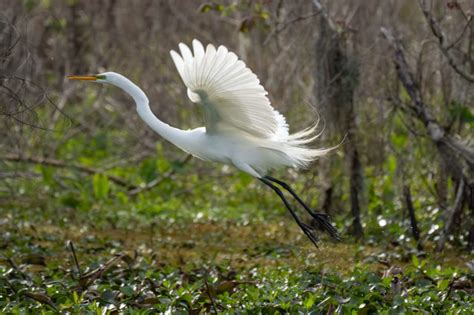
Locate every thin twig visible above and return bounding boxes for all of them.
[23,292,59,312]
[418,0,474,83]
[445,16,473,51]
[441,276,458,303]
[68,241,81,278]
[79,254,125,289]
[312,0,336,30]
[204,277,218,315]
[383,25,474,165]
[264,11,320,45]
[437,178,465,251]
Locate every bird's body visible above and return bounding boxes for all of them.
[68,39,339,246]
[174,128,309,178]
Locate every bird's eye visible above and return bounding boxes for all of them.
[96,74,106,80]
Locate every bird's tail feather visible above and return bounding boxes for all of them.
[277,120,336,169]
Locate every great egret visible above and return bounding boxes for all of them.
[68,39,339,246]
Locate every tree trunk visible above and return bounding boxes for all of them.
[313,1,363,237]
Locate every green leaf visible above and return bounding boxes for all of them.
[382,275,392,288]
[120,285,135,297]
[72,291,81,304]
[100,290,116,303]
[391,132,408,149]
[40,165,55,186]
[22,0,38,12]
[116,192,129,205]
[386,155,397,175]
[140,159,157,182]
[449,103,474,124]
[437,279,450,291]
[92,174,110,200]
[199,3,213,13]
[259,10,270,20]
[304,294,316,309]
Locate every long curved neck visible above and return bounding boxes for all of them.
[112,76,190,150]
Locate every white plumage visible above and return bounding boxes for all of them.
[168,39,327,177]
[170,40,284,138]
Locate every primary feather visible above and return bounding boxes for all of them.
[170,39,328,176]
[171,40,283,138]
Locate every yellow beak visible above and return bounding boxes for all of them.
[67,75,97,81]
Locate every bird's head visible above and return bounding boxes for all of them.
[67,72,126,85]
[68,71,147,104]
[67,72,118,83]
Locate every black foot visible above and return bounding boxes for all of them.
[264,175,340,241]
[300,222,320,247]
[310,212,341,241]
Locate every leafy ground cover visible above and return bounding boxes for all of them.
[1,128,472,313]
[1,201,472,313]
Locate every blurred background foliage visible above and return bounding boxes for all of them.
[0,0,473,312]
[1,0,472,248]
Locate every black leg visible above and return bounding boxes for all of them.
[260,177,320,247]
[264,175,340,240]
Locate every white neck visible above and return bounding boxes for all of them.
[109,74,190,150]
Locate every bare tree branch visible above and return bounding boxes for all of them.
[382,26,474,249]
[381,27,474,168]
[418,0,474,83]
[437,177,465,251]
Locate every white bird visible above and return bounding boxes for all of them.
[68,39,339,246]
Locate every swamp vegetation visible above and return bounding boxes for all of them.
[1,0,473,313]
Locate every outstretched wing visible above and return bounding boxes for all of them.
[170,39,288,139]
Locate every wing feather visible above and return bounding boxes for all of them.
[170,51,185,81]
[191,40,204,86]
[170,39,288,138]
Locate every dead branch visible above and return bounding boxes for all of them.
[68,241,82,278]
[204,277,219,315]
[381,27,474,173]
[264,11,320,45]
[418,0,474,83]
[312,0,336,30]
[382,26,474,249]
[437,177,465,251]
[2,153,136,189]
[23,292,58,312]
[78,254,125,289]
